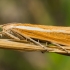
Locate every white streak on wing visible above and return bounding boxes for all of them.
[12,26,66,33]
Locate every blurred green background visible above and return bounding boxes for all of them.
[0,0,70,70]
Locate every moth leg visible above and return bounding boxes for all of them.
[2,31,20,40]
[20,34,48,50]
[52,42,68,53]
[11,29,49,52]
[21,36,49,52]
[10,29,50,52]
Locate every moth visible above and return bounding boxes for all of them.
[0,23,70,53]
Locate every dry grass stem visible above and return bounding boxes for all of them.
[0,39,69,55]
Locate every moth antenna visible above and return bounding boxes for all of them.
[52,42,68,53]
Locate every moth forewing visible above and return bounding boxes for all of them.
[9,24,70,46]
[2,23,70,53]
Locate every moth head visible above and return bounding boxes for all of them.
[2,23,18,31]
